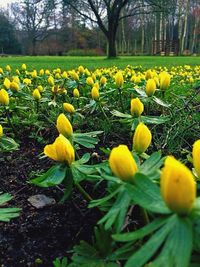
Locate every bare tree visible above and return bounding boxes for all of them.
[12,0,56,55]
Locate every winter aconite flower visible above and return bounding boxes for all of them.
[0,125,3,137]
[44,134,74,165]
[115,71,124,88]
[161,156,196,215]
[63,103,75,114]
[0,89,9,105]
[109,145,138,182]
[159,72,171,90]
[73,88,80,98]
[133,123,152,153]
[130,98,144,117]
[32,89,41,101]
[91,86,99,100]
[192,140,200,178]
[56,113,73,138]
[3,78,11,89]
[146,78,156,96]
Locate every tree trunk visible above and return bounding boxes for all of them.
[107,33,117,58]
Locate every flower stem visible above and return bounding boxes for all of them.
[75,182,93,202]
[118,88,125,113]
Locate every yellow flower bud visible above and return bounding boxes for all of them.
[100,76,107,85]
[145,70,153,80]
[10,81,20,92]
[72,72,79,81]
[23,78,31,85]
[62,71,68,79]
[115,71,124,88]
[63,103,75,114]
[21,64,27,70]
[32,70,37,78]
[0,89,9,105]
[0,68,4,74]
[109,145,138,182]
[133,123,152,153]
[192,140,200,178]
[146,79,156,97]
[56,113,73,138]
[73,88,80,98]
[45,69,50,75]
[86,77,94,86]
[15,69,20,75]
[55,73,61,79]
[48,76,54,86]
[4,78,11,89]
[78,65,84,74]
[0,124,3,137]
[32,89,41,101]
[40,69,44,76]
[161,156,196,215]
[44,134,75,165]
[159,72,171,90]
[130,98,144,117]
[37,85,44,92]
[91,86,99,100]
[6,65,11,72]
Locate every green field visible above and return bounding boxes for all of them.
[0,56,199,70]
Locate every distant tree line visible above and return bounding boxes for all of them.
[0,0,199,57]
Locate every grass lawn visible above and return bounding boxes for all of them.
[0,56,199,70]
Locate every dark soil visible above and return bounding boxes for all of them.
[0,140,101,267]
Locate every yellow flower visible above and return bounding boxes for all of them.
[4,78,11,89]
[0,68,4,74]
[44,134,75,165]
[0,124,3,137]
[6,65,11,72]
[73,88,80,98]
[133,123,152,153]
[109,145,138,182]
[161,156,196,215]
[56,113,73,138]
[78,65,84,74]
[48,76,54,86]
[62,71,68,79]
[115,71,124,87]
[10,81,20,92]
[63,103,75,114]
[32,70,37,78]
[40,69,44,76]
[100,76,107,85]
[23,78,31,85]
[159,72,171,90]
[32,89,41,101]
[146,79,156,96]
[91,86,99,100]
[37,85,44,92]
[21,64,27,70]
[145,69,153,80]
[15,69,20,75]
[0,89,9,105]
[192,140,200,178]
[86,77,94,86]
[130,98,144,117]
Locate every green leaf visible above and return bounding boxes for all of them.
[113,217,167,242]
[73,131,102,148]
[126,173,170,214]
[152,216,193,267]
[141,115,170,124]
[0,193,21,222]
[111,110,132,119]
[30,164,67,187]
[125,215,176,267]
[0,136,19,152]
[152,96,171,107]
[139,151,164,179]
[98,190,131,232]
